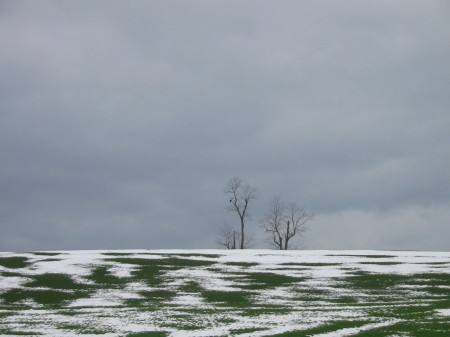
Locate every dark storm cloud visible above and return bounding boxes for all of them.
[1,1,449,251]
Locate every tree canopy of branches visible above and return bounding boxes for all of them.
[261,196,313,250]
[224,177,258,249]
[216,224,239,249]
[216,224,255,249]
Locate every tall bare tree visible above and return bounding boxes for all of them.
[261,197,313,250]
[224,177,258,249]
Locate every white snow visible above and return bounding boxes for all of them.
[436,309,450,316]
[0,249,448,337]
[312,320,401,337]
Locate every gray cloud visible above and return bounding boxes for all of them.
[1,1,449,251]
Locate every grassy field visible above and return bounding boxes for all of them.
[0,249,449,336]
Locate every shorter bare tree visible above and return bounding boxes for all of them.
[217,224,256,249]
[261,196,313,250]
[216,224,239,249]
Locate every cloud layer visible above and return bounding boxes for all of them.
[1,1,449,251]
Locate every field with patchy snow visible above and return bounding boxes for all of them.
[0,250,449,337]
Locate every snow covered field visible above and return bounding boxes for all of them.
[0,250,449,337]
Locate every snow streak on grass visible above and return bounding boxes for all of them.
[0,250,449,336]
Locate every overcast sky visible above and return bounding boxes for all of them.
[1,0,449,252]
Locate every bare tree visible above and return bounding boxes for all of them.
[216,224,256,249]
[216,224,239,249]
[260,196,285,250]
[284,202,313,250]
[261,197,313,250]
[224,177,258,249]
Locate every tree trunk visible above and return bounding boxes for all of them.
[284,221,290,250]
[240,217,245,249]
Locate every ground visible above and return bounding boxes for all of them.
[0,249,449,336]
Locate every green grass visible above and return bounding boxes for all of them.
[240,305,293,317]
[359,262,401,265]
[0,329,43,335]
[111,256,215,268]
[0,271,23,277]
[25,273,90,290]
[0,288,86,305]
[164,257,216,268]
[87,266,128,288]
[292,287,330,302]
[126,332,169,337]
[0,273,92,306]
[413,273,450,285]
[125,289,177,308]
[230,327,266,335]
[58,324,112,334]
[0,257,30,269]
[109,257,162,265]
[126,260,165,287]
[240,272,305,289]
[281,262,341,267]
[109,256,215,289]
[144,289,175,298]
[31,252,61,256]
[102,252,135,256]
[0,311,13,318]
[327,254,396,259]
[178,280,203,293]
[270,321,368,337]
[170,253,221,258]
[203,290,251,306]
[108,258,165,284]
[419,286,450,296]
[216,317,236,324]
[348,320,450,337]
[344,272,411,289]
[225,262,259,267]
[1,251,449,337]
[162,323,204,331]
[329,295,359,304]
[432,298,450,309]
[35,258,62,263]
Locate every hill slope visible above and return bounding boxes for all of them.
[1,249,449,336]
